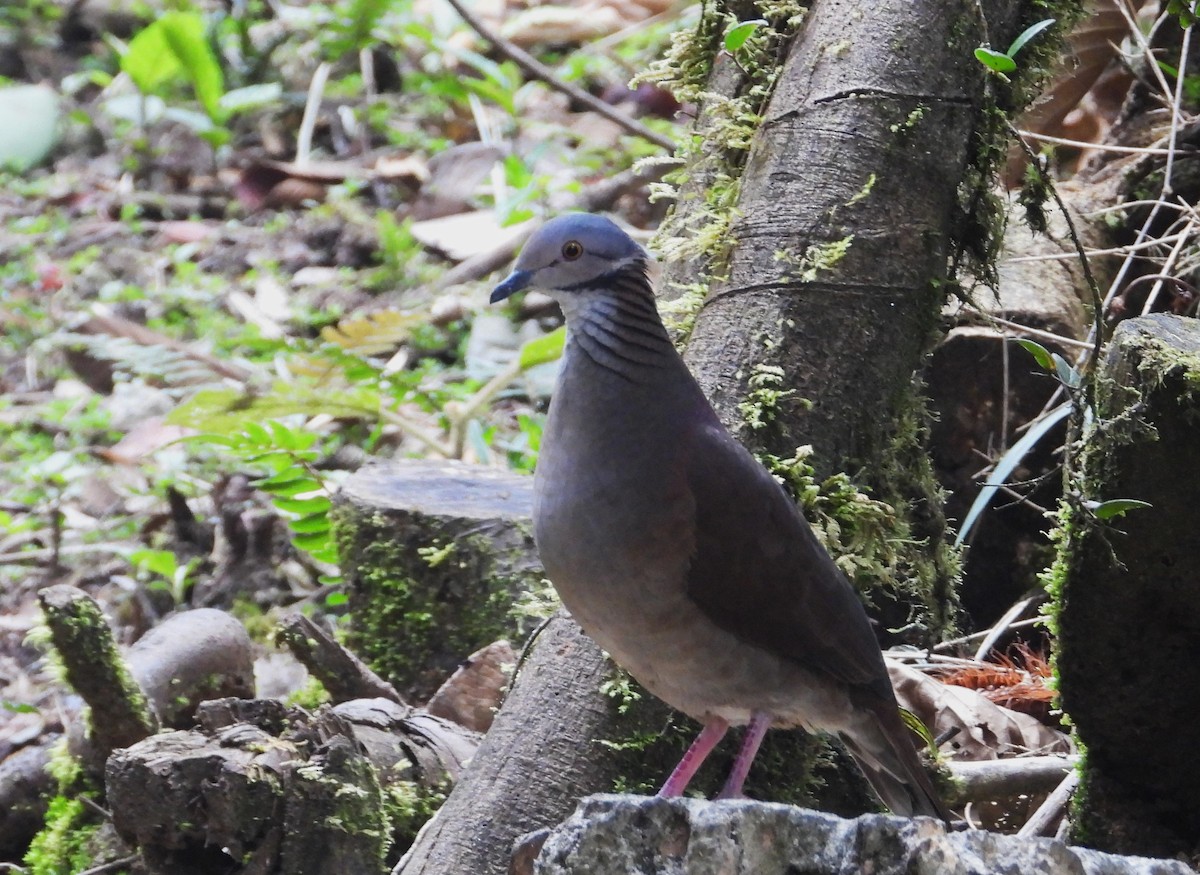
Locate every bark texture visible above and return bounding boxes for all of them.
[680,0,1023,471]
[394,615,639,875]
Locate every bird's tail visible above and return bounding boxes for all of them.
[840,697,953,822]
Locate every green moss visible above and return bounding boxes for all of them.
[23,797,98,875]
[286,675,332,709]
[740,373,960,642]
[332,505,542,697]
[637,0,810,273]
[659,282,709,346]
[888,104,927,135]
[382,780,446,855]
[773,236,854,283]
[41,593,157,741]
[24,739,104,875]
[230,596,276,643]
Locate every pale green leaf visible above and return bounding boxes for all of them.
[1089,498,1152,520]
[724,19,766,52]
[519,326,566,370]
[974,47,1016,73]
[1013,338,1055,372]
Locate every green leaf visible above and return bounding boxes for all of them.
[1013,338,1055,372]
[955,402,1072,547]
[724,19,766,53]
[121,12,225,122]
[307,545,340,564]
[166,384,381,432]
[462,77,514,115]
[1007,18,1055,58]
[266,420,318,452]
[292,530,333,552]
[1051,352,1081,389]
[272,495,333,515]
[130,548,178,580]
[518,326,566,370]
[122,18,185,94]
[1089,498,1152,520]
[974,47,1016,73]
[3,700,38,714]
[242,421,272,446]
[325,591,349,607]
[899,707,937,755]
[289,512,331,534]
[255,472,321,497]
[218,82,282,114]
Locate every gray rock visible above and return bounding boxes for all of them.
[534,795,1193,875]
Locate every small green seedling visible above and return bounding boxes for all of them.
[975,18,1055,76]
[724,19,767,53]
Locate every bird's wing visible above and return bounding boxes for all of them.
[681,422,890,691]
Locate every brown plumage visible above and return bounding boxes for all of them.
[492,213,950,820]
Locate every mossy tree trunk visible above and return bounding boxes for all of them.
[656,0,1081,644]
[1052,314,1200,859]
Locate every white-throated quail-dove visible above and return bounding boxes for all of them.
[491,213,950,820]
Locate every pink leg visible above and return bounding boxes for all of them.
[716,711,771,799]
[658,716,729,797]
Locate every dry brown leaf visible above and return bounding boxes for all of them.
[99,416,195,465]
[410,210,533,262]
[888,661,1072,762]
[425,640,516,733]
[320,309,429,355]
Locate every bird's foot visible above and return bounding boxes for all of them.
[715,711,771,800]
[657,716,729,798]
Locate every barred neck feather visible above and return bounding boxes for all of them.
[557,261,676,383]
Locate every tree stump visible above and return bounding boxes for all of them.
[332,459,544,699]
[1054,313,1200,857]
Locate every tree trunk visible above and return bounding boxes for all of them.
[1053,314,1200,859]
[332,459,544,699]
[394,615,674,875]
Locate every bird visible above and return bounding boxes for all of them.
[491,212,951,820]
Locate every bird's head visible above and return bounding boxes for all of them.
[490,213,648,303]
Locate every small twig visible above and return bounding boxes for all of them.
[79,795,113,820]
[956,310,1093,350]
[378,406,452,458]
[1008,121,1105,404]
[296,61,332,166]
[1017,769,1079,838]
[276,613,407,705]
[1015,131,1177,156]
[448,357,525,458]
[973,595,1042,662]
[78,857,139,875]
[933,617,1045,653]
[441,0,675,153]
[0,543,131,564]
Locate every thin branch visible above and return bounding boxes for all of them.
[1017,770,1079,838]
[955,308,1094,350]
[441,0,676,153]
[973,595,1042,662]
[1015,130,1176,155]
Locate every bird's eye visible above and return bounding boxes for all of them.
[561,240,584,260]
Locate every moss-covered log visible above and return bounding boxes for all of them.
[332,459,544,699]
[1053,313,1200,858]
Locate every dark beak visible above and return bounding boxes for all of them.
[491,269,532,303]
